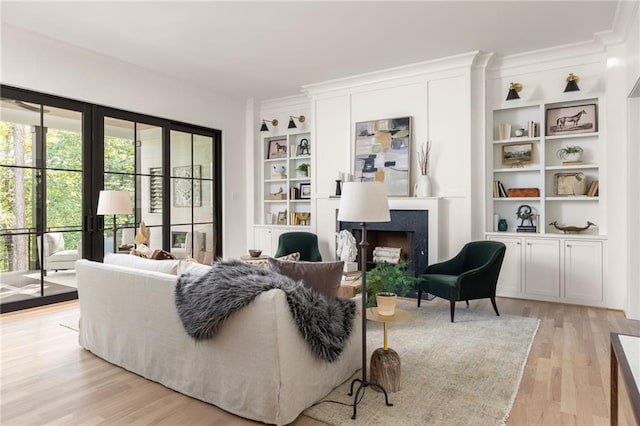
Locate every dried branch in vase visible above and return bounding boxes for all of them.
[418,141,432,176]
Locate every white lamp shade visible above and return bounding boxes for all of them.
[338,182,390,223]
[97,190,132,215]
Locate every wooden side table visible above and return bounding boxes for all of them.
[239,255,268,264]
[338,277,361,298]
[610,332,640,425]
[366,307,412,393]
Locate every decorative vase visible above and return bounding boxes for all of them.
[565,152,582,162]
[498,219,508,232]
[376,292,397,316]
[414,175,432,197]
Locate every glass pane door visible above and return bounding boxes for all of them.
[0,98,83,307]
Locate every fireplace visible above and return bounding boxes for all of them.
[338,209,428,277]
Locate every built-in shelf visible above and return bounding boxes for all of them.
[493,137,541,144]
[493,197,540,201]
[545,132,599,141]
[546,196,599,201]
[545,164,598,171]
[493,167,541,173]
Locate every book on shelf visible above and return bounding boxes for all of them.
[527,121,539,138]
[516,226,537,233]
[289,186,299,200]
[562,160,584,166]
[497,181,508,198]
[498,123,512,140]
[587,180,599,197]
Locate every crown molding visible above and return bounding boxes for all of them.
[595,0,640,46]
[302,51,480,97]
[259,93,311,112]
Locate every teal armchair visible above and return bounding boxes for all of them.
[274,232,322,262]
[417,240,506,322]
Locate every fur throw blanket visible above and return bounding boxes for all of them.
[175,260,356,362]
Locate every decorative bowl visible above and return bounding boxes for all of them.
[248,249,262,258]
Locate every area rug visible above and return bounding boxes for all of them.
[304,299,539,425]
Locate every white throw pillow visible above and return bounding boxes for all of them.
[104,253,180,275]
[45,233,65,255]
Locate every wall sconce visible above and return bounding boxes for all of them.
[288,115,305,129]
[260,119,278,132]
[506,82,522,101]
[564,73,580,92]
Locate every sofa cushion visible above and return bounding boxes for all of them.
[268,258,344,297]
[178,260,212,276]
[49,250,79,262]
[104,253,180,275]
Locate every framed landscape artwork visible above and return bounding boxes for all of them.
[354,116,411,196]
[173,165,201,207]
[502,143,533,166]
[546,103,597,136]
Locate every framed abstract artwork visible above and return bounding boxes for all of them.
[354,116,411,196]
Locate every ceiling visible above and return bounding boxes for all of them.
[1,1,621,101]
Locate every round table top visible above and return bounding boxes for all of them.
[366,307,412,323]
[240,255,269,260]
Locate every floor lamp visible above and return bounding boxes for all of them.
[97,190,132,255]
[337,182,391,419]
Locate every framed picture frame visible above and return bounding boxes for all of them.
[296,138,311,156]
[502,142,533,166]
[173,165,201,207]
[276,211,287,225]
[267,138,288,159]
[554,172,587,196]
[171,231,187,249]
[299,183,311,199]
[354,116,411,196]
[546,104,597,136]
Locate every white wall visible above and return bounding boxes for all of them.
[1,24,248,259]
[302,54,478,262]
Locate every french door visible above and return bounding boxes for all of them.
[0,87,91,312]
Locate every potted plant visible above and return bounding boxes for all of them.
[557,145,583,162]
[366,260,424,315]
[297,163,310,177]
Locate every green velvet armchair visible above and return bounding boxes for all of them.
[274,232,322,262]
[417,240,506,322]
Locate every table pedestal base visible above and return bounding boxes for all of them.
[370,348,401,393]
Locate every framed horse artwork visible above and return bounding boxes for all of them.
[546,103,597,136]
[267,137,288,159]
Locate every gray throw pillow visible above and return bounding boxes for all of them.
[268,258,344,297]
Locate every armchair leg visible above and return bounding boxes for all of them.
[490,297,500,316]
[450,301,455,322]
[417,290,422,307]
[465,300,469,306]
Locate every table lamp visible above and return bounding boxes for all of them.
[337,181,391,419]
[97,190,132,254]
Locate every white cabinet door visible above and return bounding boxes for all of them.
[564,240,603,302]
[487,236,522,295]
[524,238,560,297]
[254,227,273,256]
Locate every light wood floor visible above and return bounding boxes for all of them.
[1,298,638,425]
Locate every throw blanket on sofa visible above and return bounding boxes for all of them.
[175,260,356,362]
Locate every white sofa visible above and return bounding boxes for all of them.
[76,257,361,425]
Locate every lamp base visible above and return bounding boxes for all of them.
[348,377,393,419]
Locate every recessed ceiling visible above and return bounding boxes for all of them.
[1,1,619,101]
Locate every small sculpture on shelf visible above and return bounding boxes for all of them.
[549,221,596,234]
[297,138,310,156]
[516,205,537,233]
[272,165,286,178]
